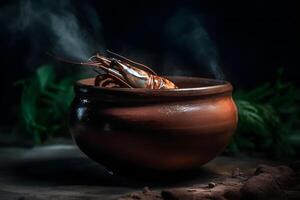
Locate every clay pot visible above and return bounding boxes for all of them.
[69,76,238,173]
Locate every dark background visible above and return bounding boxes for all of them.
[0,0,299,127]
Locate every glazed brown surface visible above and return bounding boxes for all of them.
[69,76,238,173]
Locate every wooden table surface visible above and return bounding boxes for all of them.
[0,144,278,200]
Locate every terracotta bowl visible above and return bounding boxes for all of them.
[69,76,238,173]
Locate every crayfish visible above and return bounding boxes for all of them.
[61,50,178,89]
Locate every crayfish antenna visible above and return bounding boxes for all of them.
[106,50,157,75]
[47,52,92,66]
[48,52,131,87]
[47,52,108,69]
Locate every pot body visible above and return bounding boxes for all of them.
[69,77,238,173]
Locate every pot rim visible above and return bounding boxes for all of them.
[75,76,233,97]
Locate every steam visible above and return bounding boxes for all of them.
[164,9,224,79]
[10,0,104,60]
[50,13,94,60]
[1,1,224,79]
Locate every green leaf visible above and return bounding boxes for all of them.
[17,64,78,144]
[230,68,300,157]
[36,65,55,91]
